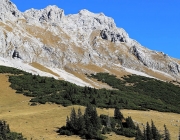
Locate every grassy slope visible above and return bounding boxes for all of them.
[0,74,131,140]
[0,74,179,140]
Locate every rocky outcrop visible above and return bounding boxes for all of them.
[168,62,180,75]
[0,0,180,80]
[130,45,180,76]
[12,49,21,59]
[100,29,126,42]
[0,0,23,21]
[24,5,64,24]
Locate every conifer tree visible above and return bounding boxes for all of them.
[164,124,170,140]
[143,127,147,140]
[151,120,160,140]
[91,106,101,130]
[83,105,101,139]
[84,104,95,131]
[92,97,97,105]
[146,122,152,140]
[126,116,136,129]
[66,116,70,129]
[135,125,143,140]
[114,107,124,120]
[70,108,77,130]
[77,108,85,132]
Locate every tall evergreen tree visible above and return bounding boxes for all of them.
[66,116,70,129]
[143,127,147,140]
[70,108,77,131]
[91,106,101,130]
[151,120,160,140]
[84,105,95,131]
[164,124,170,140]
[146,122,152,140]
[135,125,143,140]
[83,105,101,139]
[126,116,136,129]
[77,108,85,132]
[92,97,97,105]
[114,107,124,120]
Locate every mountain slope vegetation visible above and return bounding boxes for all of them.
[0,66,180,139]
[1,65,180,114]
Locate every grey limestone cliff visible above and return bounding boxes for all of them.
[0,0,180,79]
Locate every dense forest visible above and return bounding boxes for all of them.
[1,66,180,113]
[0,120,26,140]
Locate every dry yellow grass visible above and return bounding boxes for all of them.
[30,62,60,77]
[64,68,113,89]
[77,63,106,73]
[122,110,180,140]
[24,25,69,48]
[143,66,175,82]
[1,74,180,140]
[89,30,101,44]
[105,132,134,140]
[0,22,13,32]
[102,65,130,79]
[106,109,180,140]
[66,63,106,74]
[0,74,80,140]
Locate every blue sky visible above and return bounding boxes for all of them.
[11,0,180,59]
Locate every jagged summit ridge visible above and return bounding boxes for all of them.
[24,5,64,24]
[0,0,23,21]
[0,0,180,82]
[65,9,116,31]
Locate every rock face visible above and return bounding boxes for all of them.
[0,0,23,21]
[100,29,126,42]
[0,0,180,80]
[24,5,64,24]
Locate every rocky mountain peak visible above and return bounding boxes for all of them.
[0,0,22,21]
[0,0,180,83]
[78,9,105,17]
[24,5,64,24]
[62,9,117,40]
[78,9,94,16]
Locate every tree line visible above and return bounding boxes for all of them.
[3,68,180,113]
[0,66,180,139]
[58,105,172,140]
